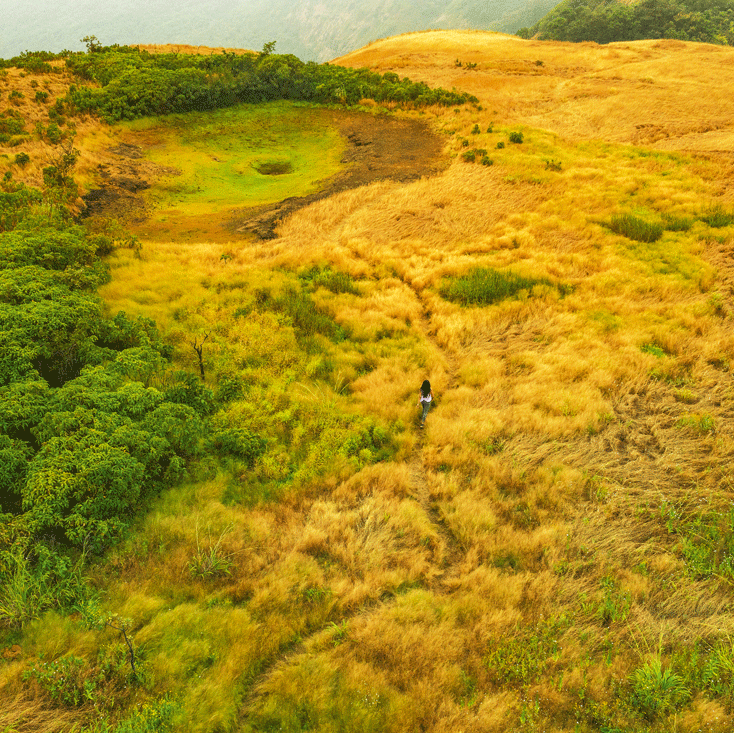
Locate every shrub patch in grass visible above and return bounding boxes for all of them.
[439,267,565,306]
[608,213,663,242]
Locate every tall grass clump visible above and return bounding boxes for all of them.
[699,204,734,228]
[630,658,690,720]
[662,212,693,232]
[300,266,360,295]
[439,267,553,306]
[608,213,663,242]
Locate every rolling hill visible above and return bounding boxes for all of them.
[3,28,734,733]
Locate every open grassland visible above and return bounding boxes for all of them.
[5,30,734,733]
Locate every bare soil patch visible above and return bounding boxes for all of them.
[229,111,446,239]
[81,110,446,240]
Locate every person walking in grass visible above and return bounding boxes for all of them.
[418,379,433,428]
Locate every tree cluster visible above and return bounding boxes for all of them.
[0,176,220,625]
[56,43,476,123]
[518,0,734,45]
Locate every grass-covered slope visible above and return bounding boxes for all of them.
[4,29,734,733]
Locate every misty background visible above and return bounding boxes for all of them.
[2,0,557,61]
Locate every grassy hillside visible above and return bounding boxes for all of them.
[3,29,734,733]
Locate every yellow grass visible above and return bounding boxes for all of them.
[6,30,734,733]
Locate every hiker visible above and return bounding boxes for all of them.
[417,379,433,428]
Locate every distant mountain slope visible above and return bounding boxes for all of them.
[2,0,558,61]
[521,0,734,45]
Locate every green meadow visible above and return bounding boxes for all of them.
[123,102,347,238]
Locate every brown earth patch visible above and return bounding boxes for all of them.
[229,111,447,239]
[81,143,178,224]
[81,111,446,239]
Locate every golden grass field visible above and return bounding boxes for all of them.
[4,29,734,733]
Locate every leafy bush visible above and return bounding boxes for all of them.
[496,141,505,149]
[13,152,30,167]
[210,428,266,466]
[440,267,558,306]
[526,0,734,46]
[608,213,663,242]
[509,131,524,144]
[462,150,476,162]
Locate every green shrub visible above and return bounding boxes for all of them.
[45,122,63,144]
[471,124,481,134]
[34,90,49,104]
[496,141,505,149]
[480,155,493,166]
[462,150,476,163]
[13,152,30,167]
[509,131,524,144]
[210,428,266,466]
[440,267,557,306]
[609,213,663,242]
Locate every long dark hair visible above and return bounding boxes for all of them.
[421,380,431,397]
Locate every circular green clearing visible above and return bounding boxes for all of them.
[121,101,347,237]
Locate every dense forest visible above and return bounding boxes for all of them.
[518,0,734,44]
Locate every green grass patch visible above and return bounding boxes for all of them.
[484,616,568,686]
[124,102,346,231]
[699,204,734,228]
[608,213,663,243]
[662,212,693,231]
[439,267,562,306]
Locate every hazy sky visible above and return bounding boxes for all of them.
[2,0,280,58]
[1,0,551,61]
